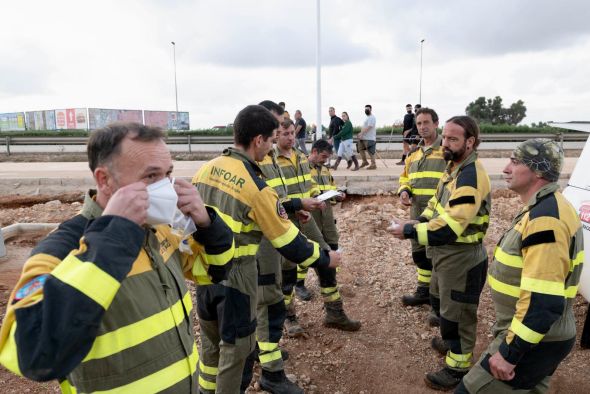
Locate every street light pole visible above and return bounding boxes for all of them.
[315,0,322,140]
[171,41,179,130]
[419,39,424,105]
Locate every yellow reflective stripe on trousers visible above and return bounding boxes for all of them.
[564,285,579,298]
[571,250,584,271]
[94,343,198,394]
[84,292,193,361]
[259,349,282,364]
[298,242,320,268]
[408,171,445,180]
[487,275,521,298]
[417,268,432,283]
[270,224,300,249]
[0,323,23,376]
[445,351,472,369]
[212,207,259,234]
[199,361,218,376]
[234,244,259,258]
[520,277,565,297]
[510,317,544,344]
[51,254,120,310]
[202,239,235,265]
[199,375,216,391]
[416,223,429,245]
[494,247,523,268]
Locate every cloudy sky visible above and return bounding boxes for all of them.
[2,0,590,129]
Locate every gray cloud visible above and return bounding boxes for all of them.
[0,44,53,96]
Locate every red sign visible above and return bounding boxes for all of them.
[66,109,76,129]
[580,201,590,224]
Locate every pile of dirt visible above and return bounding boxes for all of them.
[0,193,588,393]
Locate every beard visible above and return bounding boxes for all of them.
[443,143,467,162]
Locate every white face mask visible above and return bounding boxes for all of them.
[146,178,178,225]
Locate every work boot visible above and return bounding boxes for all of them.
[294,281,313,301]
[346,160,353,169]
[359,150,369,168]
[259,370,304,394]
[401,286,430,306]
[351,156,360,171]
[332,157,342,171]
[366,154,377,170]
[428,310,441,327]
[424,367,467,391]
[324,300,361,331]
[431,337,450,356]
[396,154,407,165]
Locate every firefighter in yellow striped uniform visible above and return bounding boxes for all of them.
[0,123,235,393]
[274,119,361,333]
[192,105,340,394]
[459,139,583,393]
[390,116,491,390]
[397,108,447,319]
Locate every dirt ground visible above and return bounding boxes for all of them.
[0,192,589,393]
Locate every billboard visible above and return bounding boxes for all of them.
[54,108,87,130]
[144,111,190,130]
[0,112,26,131]
[25,110,58,130]
[88,108,143,130]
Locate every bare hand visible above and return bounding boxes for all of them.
[399,191,412,206]
[387,218,419,240]
[301,198,326,211]
[335,192,346,202]
[296,210,311,224]
[103,182,149,225]
[328,250,341,269]
[174,178,211,227]
[489,352,516,381]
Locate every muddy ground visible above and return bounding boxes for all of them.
[0,192,589,393]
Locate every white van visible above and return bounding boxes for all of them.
[551,121,590,348]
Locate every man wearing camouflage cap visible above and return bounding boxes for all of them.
[458,139,584,393]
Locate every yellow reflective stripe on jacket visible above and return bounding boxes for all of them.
[317,184,338,191]
[60,380,77,394]
[51,254,120,310]
[408,171,445,180]
[269,224,299,249]
[412,188,437,196]
[510,317,544,344]
[212,207,259,234]
[416,223,428,245]
[494,247,523,268]
[93,343,198,394]
[456,232,484,243]
[281,173,312,186]
[287,191,311,199]
[84,292,193,362]
[265,177,283,189]
[434,204,464,237]
[299,242,320,268]
[487,274,521,298]
[0,323,22,376]
[471,215,490,225]
[202,239,235,266]
[234,244,259,258]
[520,277,565,297]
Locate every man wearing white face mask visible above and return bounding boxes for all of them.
[0,122,234,393]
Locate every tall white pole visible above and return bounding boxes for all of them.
[419,39,424,105]
[315,0,322,139]
[172,41,179,130]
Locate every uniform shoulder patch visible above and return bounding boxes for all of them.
[14,274,49,302]
[276,200,288,219]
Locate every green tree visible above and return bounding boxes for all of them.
[465,96,527,125]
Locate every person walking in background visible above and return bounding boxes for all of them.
[357,104,377,170]
[328,107,344,167]
[294,109,308,155]
[331,111,359,171]
[398,104,415,165]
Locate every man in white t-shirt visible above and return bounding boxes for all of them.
[358,104,377,169]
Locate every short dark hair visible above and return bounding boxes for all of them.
[278,101,286,108]
[446,115,481,149]
[234,105,278,148]
[406,104,412,108]
[312,139,333,155]
[365,104,372,109]
[280,118,294,128]
[414,104,422,109]
[259,100,284,116]
[87,122,165,172]
[416,107,439,123]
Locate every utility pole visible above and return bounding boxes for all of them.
[171,41,179,130]
[419,39,425,105]
[315,0,322,139]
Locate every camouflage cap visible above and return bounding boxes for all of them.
[513,138,563,182]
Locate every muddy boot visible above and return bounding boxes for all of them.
[260,370,304,394]
[401,285,430,306]
[324,300,361,331]
[284,302,305,337]
[294,281,313,301]
[359,150,369,168]
[366,154,377,169]
[424,367,467,391]
[346,159,353,169]
[431,337,450,356]
[332,157,342,171]
[351,156,360,171]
